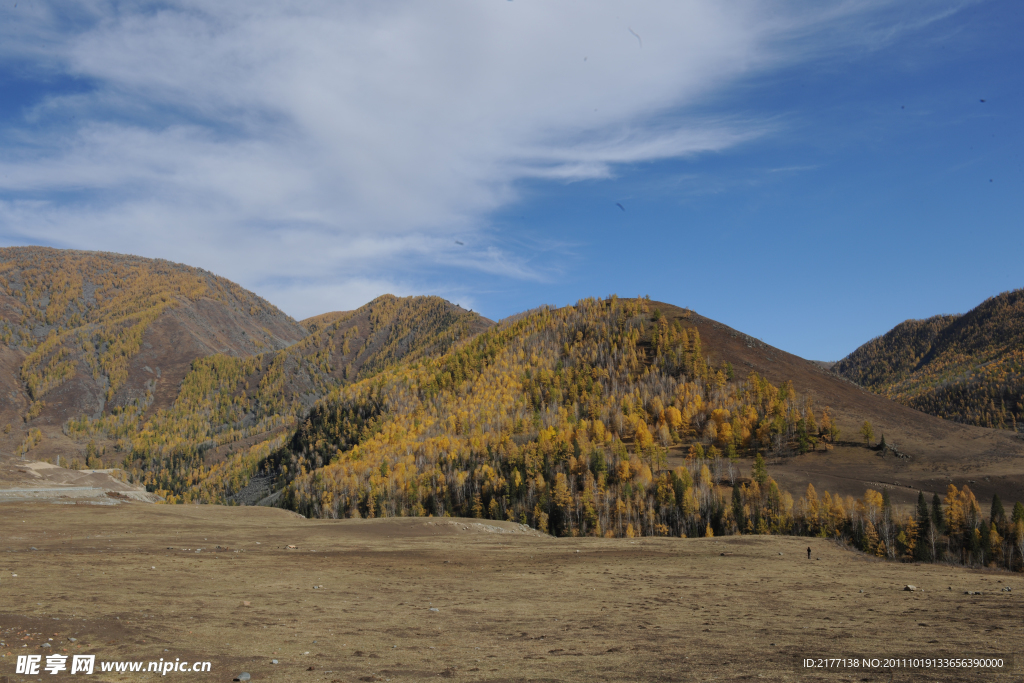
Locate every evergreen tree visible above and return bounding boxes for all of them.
[966,527,982,565]
[752,453,768,486]
[932,493,945,533]
[1013,501,1024,525]
[990,494,1005,526]
[914,491,932,561]
[732,482,744,530]
[980,519,993,565]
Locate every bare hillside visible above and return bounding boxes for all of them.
[0,247,306,433]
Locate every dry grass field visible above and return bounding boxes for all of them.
[1,503,1020,682]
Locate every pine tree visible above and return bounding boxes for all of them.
[914,491,932,562]
[805,483,820,532]
[752,453,768,486]
[991,494,1005,526]
[932,493,945,533]
[901,519,917,560]
[980,519,992,564]
[1014,520,1024,571]
[967,527,982,564]
[731,483,744,530]
[944,484,964,535]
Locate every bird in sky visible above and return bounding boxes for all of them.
[616,203,625,212]
[455,240,465,245]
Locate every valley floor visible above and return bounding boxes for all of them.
[0,505,1020,682]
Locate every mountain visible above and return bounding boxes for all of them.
[52,293,489,498]
[0,247,305,459]
[3,248,1021,520]
[834,289,1024,431]
[275,297,1024,531]
[0,248,490,484]
[106,292,494,503]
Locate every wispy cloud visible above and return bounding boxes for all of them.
[0,0,922,318]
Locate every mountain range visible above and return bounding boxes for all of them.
[1,246,1021,521]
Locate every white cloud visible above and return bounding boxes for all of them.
[0,0,909,317]
[266,276,417,322]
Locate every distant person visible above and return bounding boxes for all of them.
[807,547,811,560]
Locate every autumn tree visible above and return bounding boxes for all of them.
[804,483,820,534]
[860,421,874,447]
[819,406,840,447]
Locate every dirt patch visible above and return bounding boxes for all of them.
[0,455,158,504]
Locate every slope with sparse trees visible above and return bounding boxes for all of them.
[835,288,1024,431]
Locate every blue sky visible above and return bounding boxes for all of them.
[1,1,1021,360]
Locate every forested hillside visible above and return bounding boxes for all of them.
[63,293,492,498]
[1,252,1017,566]
[275,297,840,536]
[258,296,1020,568]
[251,296,1021,571]
[0,248,488,481]
[835,289,1024,430]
